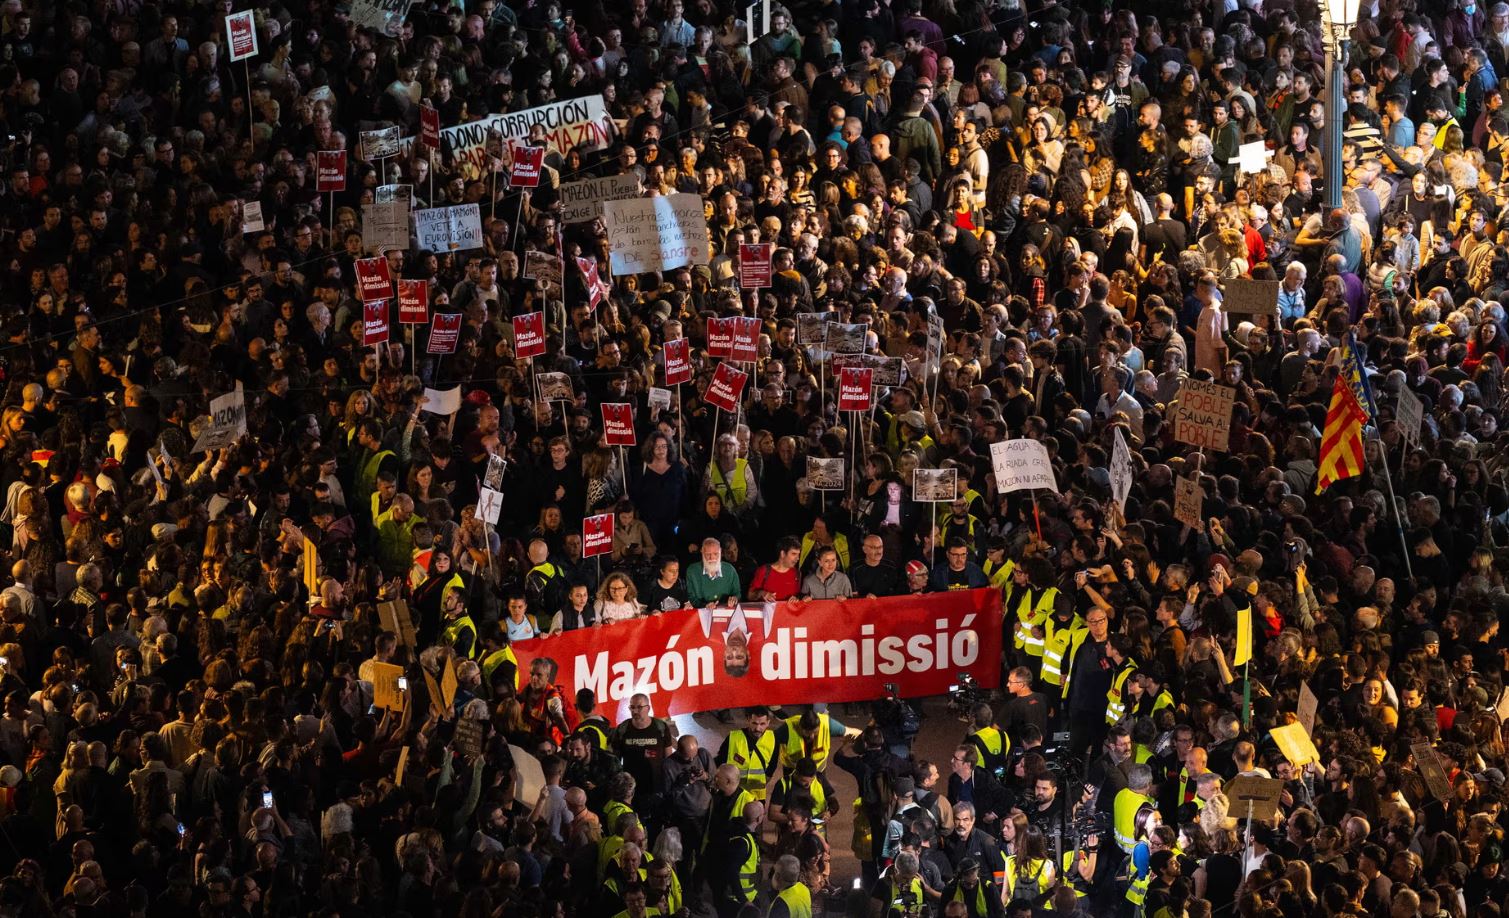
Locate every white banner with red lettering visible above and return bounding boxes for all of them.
[511,588,1002,719]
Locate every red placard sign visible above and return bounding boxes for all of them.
[510,146,545,187]
[583,513,614,558]
[738,243,773,288]
[513,311,547,359]
[837,367,874,412]
[705,363,748,413]
[601,403,637,446]
[420,104,440,149]
[706,317,733,358]
[355,256,392,302]
[225,11,258,62]
[316,151,347,192]
[428,313,462,354]
[730,316,761,363]
[510,588,1003,719]
[578,256,606,311]
[664,337,692,386]
[397,279,428,324]
[363,300,390,345]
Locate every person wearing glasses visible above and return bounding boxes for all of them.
[1059,584,1115,761]
[930,536,989,591]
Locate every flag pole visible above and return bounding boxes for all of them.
[1373,433,1415,582]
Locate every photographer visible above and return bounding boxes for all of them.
[964,702,1010,782]
[870,850,927,918]
[1025,772,1064,832]
[661,735,713,875]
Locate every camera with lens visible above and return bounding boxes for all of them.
[874,682,920,749]
[947,672,986,721]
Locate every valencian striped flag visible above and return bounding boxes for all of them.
[1316,337,1372,494]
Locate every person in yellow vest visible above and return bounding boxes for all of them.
[1003,825,1056,906]
[1132,667,1175,720]
[1125,801,1161,915]
[351,419,396,524]
[721,799,764,917]
[896,410,938,464]
[1112,764,1156,857]
[1004,558,1056,672]
[718,706,778,801]
[600,839,651,913]
[374,493,418,577]
[477,623,519,693]
[965,702,1010,781]
[1039,592,1084,694]
[768,854,813,918]
[1104,634,1137,726]
[611,881,662,918]
[438,586,478,659]
[645,859,684,917]
[939,497,984,558]
[704,433,760,517]
[981,539,1014,590]
[574,688,614,752]
[776,709,847,774]
[939,858,1002,918]
[770,757,836,834]
[870,849,928,917]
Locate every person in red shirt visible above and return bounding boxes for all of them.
[748,537,802,602]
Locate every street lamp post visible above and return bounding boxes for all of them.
[1324,0,1361,211]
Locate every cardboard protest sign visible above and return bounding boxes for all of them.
[225,10,258,61]
[1298,681,1319,734]
[453,717,484,756]
[427,313,462,354]
[1173,379,1236,451]
[370,662,406,711]
[1271,723,1321,767]
[583,513,614,557]
[603,193,710,274]
[990,440,1058,493]
[317,151,347,191]
[513,312,547,358]
[837,367,874,412]
[420,387,461,416]
[1174,475,1204,529]
[705,363,748,412]
[1221,278,1280,316]
[601,403,636,446]
[397,279,428,324]
[1110,428,1133,513]
[1396,386,1423,447]
[1412,742,1453,801]
[377,599,417,647]
[192,384,247,452]
[738,243,773,288]
[413,203,483,252]
[559,173,641,223]
[362,201,409,252]
[807,457,845,490]
[363,300,391,345]
[1222,775,1286,822]
[663,338,692,385]
[509,145,545,187]
[913,468,957,502]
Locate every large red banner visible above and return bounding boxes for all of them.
[512,588,1001,720]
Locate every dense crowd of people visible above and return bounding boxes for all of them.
[2,0,1509,916]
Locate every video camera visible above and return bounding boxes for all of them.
[874,682,921,749]
[947,672,987,721]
